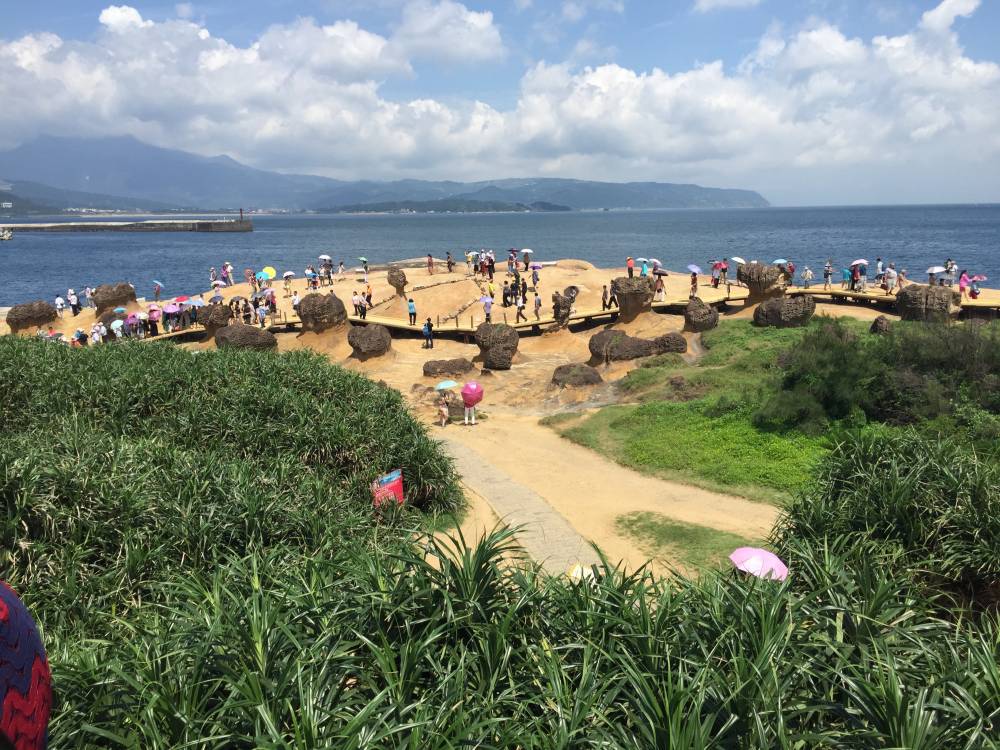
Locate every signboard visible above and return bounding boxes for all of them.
[371,469,404,508]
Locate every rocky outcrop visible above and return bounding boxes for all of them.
[896,284,960,323]
[92,282,137,314]
[869,315,893,335]
[753,295,816,328]
[348,324,392,359]
[589,329,687,363]
[5,300,58,333]
[198,304,233,339]
[298,292,347,332]
[387,267,408,296]
[550,286,579,330]
[423,358,475,377]
[552,363,603,387]
[215,323,277,350]
[610,276,654,322]
[684,297,719,332]
[475,322,519,370]
[737,264,786,301]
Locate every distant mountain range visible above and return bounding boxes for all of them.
[0,135,770,213]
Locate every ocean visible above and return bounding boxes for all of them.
[2,205,998,307]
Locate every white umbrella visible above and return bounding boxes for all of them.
[283,271,296,278]
[850,259,868,267]
[687,264,703,274]
[318,254,332,261]
[636,257,649,263]
[927,265,946,274]
[649,258,662,266]
[521,248,534,254]
[730,256,747,265]
[772,258,788,265]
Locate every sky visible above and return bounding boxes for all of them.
[2,0,999,205]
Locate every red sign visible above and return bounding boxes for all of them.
[371,469,404,508]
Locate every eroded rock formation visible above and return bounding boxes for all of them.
[896,285,960,323]
[348,324,392,359]
[752,295,816,328]
[869,315,893,335]
[215,323,278,350]
[550,285,579,330]
[552,363,603,387]
[737,264,786,301]
[92,282,137,314]
[475,322,519,370]
[423,358,475,377]
[5,300,58,333]
[589,329,687,363]
[387,267,408,297]
[684,297,719,332]
[298,292,347,332]
[198,304,233,340]
[610,276,653,322]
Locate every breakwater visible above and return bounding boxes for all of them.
[1,219,253,233]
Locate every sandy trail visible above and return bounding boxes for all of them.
[436,412,779,574]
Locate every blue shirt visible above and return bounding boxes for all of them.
[408,301,416,314]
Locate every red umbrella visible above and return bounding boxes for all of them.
[175,295,190,303]
[461,381,483,408]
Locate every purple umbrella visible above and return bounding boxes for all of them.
[530,264,543,270]
[162,304,181,314]
[729,547,788,581]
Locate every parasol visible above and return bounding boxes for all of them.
[113,307,127,313]
[653,269,670,276]
[461,381,484,408]
[729,547,788,581]
[210,295,224,304]
[175,295,189,303]
[850,259,868,267]
[730,256,747,265]
[521,249,533,254]
[971,274,988,282]
[530,264,543,270]
[283,271,296,278]
[687,264,703,274]
[153,280,164,287]
[358,256,368,262]
[162,304,180,313]
[435,380,458,391]
[926,266,946,274]
[318,254,332,261]
[110,319,124,330]
[262,266,277,279]
[772,258,789,265]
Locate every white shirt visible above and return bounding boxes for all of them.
[55,296,65,308]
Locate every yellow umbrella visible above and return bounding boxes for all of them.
[262,266,277,279]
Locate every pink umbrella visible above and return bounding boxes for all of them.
[461,381,484,408]
[729,547,788,581]
[148,310,162,322]
[147,304,160,311]
[972,275,988,282]
[162,304,181,314]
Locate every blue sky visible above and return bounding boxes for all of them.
[2,0,1000,204]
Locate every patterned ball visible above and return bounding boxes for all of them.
[0,582,51,750]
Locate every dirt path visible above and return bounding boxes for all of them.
[438,413,779,574]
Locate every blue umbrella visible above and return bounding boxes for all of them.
[113,306,127,313]
[436,380,459,390]
[772,258,788,265]
[210,294,224,303]
[188,299,206,307]
[153,280,165,287]
[255,271,269,281]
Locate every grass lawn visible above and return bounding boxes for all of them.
[615,511,757,571]
[546,318,863,504]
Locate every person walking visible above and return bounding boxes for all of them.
[520,279,528,303]
[365,283,373,308]
[209,267,218,285]
[823,260,833,291]
[802,267,814,289]
[531,267,539,289]
[515,293,527,323]
[534,292,542,320]
[351,291,361,316]
[363,260,370,284]
[422,317,434,349]
[338,261,346,279]
[437,391,450,427]
[427,253,435,275]
[358,297,368,320]
[153,281,162,302]
[408,298,417,325]
[626,256,635,278]
[689,272,698,298]
[68,290,80,316]
[488,254,496,280]
[720,259,729,285]
[858,262,868,291]
[292,291,301,313]
[884,264,898,295]
[654,275,665,301]
[483,296,493,323]
[959,269,971,299]
[640,260,649,278]
[446,252,454,273]
[602,285,611,310]
[54,294,65,318]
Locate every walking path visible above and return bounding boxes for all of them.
[440,414,779,575]
[440,436,602,575]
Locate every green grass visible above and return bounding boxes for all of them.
[615,511,756,570]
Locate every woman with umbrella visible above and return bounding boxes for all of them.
[461,381,483,426]
[435,381,455,427]
[153,280,163,302]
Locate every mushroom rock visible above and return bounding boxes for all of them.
[550,286,579,330]
[737,264,786,301]
[475,322,519,370]
[752,295,816,328]
[92,282,137,314]
[5,300,58,333]
[869,315,893,335]
[610,276,654,322]
[298,292,347,332]
[423,358,475,377]
[215,323,278,350]
[198,304,233,340]
[348,323,392,359]
[589,329,687,363]
[895,285,960,323]
[552,363,603,387]
[684,297,719,332]
[387,267,408,297]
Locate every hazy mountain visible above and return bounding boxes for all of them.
[0,136,770,211]
[0,178,179,213]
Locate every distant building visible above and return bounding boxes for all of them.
[0,202,12,209]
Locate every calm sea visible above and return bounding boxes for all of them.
[3,205,998,306]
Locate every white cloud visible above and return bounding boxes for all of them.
[393,0,505,62]
[693,0,762,13]
[561,0,624,23]
[920,0,978,33]
[0,0,998,204]
[175,3,195,19]
[98,5,152,31]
